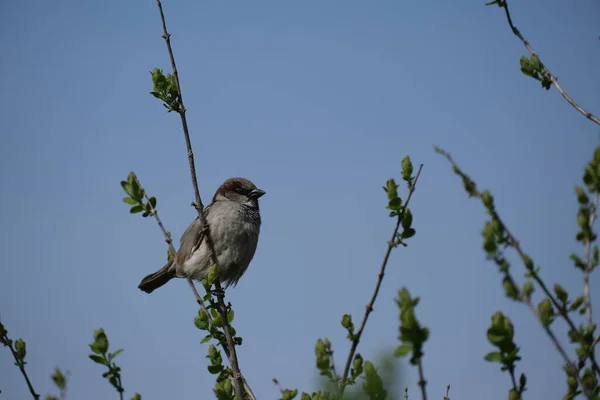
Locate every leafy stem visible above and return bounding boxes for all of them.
[485,0,599,125]
[0,321,39,400]
[340,161,424,393]
[153,1,248,398]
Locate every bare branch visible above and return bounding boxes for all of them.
[496,0,599,125]
[417,359,427,400]
[340,165,424,392]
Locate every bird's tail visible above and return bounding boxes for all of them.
[138,262,175,294]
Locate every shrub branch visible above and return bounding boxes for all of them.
[340,164,424,392]
[492,0,599,125]
[154,1,247,398]
[0,324,40,400]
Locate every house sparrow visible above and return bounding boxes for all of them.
[138,177,266,294]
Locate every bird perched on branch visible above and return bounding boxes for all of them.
[138,177,266,294]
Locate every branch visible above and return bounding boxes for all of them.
[132,174,211,316]
[495,0,600,125]
[0,326,39,400]
[437,147,600,382]
[417,359,427,400]
[154,2,247,399]
[340,164,424,391]
[583,191,599,327]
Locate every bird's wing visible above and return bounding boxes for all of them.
[175,206,210,264]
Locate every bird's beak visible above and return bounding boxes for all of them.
[250,188,266,199]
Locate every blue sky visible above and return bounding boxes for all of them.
[1,0,599,399]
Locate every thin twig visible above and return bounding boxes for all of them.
[154,2,247,399]
[134,175,211,315]
[584,191,598,327]
[0,332,39,400]
[444,385,450,399]
[340,165,424,392]
[496,0,599,125]
[417,359,427,400]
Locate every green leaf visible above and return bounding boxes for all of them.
[15,338,26,361]
[150,91,164,100]
[393,343,412,358]
[362,361,387,400]
[575,186,590,205]
[120,180,133,196]
[200,335,212,344]
[401,228,416,239]
[384,179,399,201]
[401,209,413,230]
[401,156,413,182]
[130,205,144,214]
[481,190,494,210]
[519,373,527,391]
[530,54,542,71]
[207,364,223,374]
[89,354,107,365]
[521,253,534,271]
[131,394,142,400]
[194,309,210,331]
[212,314,223,328]
[553,283,568,304]
[351,353,364,381]
[570,296,585,311]
[108,349,124,362]
[537,298,554,327]
[387,197,402,211]
[519,56,537,79]
[90,328,109,355]
[484,351,503,362]
[502,277,520,301]
[522,281,534,297]
[51,368,67,390]
[122,197,137,205]
[341,314,353,330]
[207,265,219,286]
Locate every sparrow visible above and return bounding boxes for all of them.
[138,177,266,294]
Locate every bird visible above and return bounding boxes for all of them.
[138,177,266,294]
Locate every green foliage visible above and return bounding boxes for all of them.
[341,314,356,341]
[150,68,181,112]
[384,157,420,247]
[204,344,244,400]
[437,144,600,399]
[88,328,126,395]
[519,54,552,90]
[120,172,161,219]
[44,368,69,400]
[395,288,429,367]
[315,338,338,383]
[484,312,526,398]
